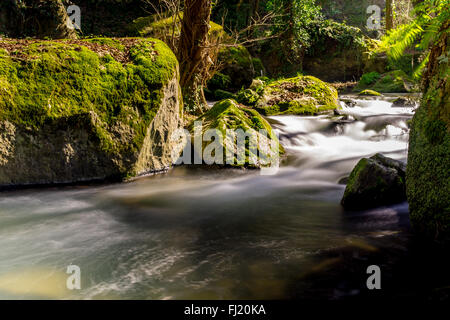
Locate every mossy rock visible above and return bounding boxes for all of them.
[355,70,414,93]
[187,99,283,168]
[249,76,339,116]
[358,89,381,96]
[214,89,236,101]
[0,37,183,187]
[341,153,407,210]
[216,45,259,91]
[406,23,450,241]
[207,72,232,92]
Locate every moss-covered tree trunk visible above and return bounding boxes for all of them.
[385,0,394,31]
[406,21,449,241]
[178,0,212,113]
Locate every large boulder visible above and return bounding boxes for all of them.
[238,76,339,116]
[187,99,282,168]
[214,45,263,92]
[0,38,183,187]
[406,22,450,240]
[341,153,407,210]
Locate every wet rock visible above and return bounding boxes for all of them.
[341,153,406,209]
[392,97,416,108]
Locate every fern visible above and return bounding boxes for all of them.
[378,0,449,75]
[412,52,430,80]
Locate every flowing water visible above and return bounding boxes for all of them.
[0,95,418,299]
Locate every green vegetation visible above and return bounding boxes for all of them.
[355,70,414,93]
[378,0,450,79]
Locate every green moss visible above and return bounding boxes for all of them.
[207,72,232,91]
[0,38,178,166]
[406,26,450,240]
[236,88,260,106]
[214,89,236,101]
[252,58,265,76]
[129,12,226,39]
[252,75,339,115]
[358,89,381,96]
[189,99,283,167]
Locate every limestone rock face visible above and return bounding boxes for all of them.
[0,38,183,187]
[406,22,450,240]
[341,153,407,210]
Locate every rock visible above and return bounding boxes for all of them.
[406,22,450,240]
[392,97,416,108]
[0,38,183,187]
[341,153,407,210]
[214,89,236,101]
[358,89,381,96]
[242,76,339,116]
[237,88,260,106]
[188,99,283,168]
[207,72,232,92]
[216,45,259,91]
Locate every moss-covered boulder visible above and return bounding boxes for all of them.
[214,45,260,92]
[241,76,339,116]
[355,70,414,93]
[341,153,407,210]
[187,99,282,168]
[406,23,450,240]
[0,38,183,187]
[358,89,381,96]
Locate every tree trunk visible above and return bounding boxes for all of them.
[25,0,77,39]
[406,21,450,241]
[178,0,212,113]
[385,0,394,31]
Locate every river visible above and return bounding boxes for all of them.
[0,95,432,300]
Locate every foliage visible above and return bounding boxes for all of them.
[378,0,450,79]
[359,72,381,86]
